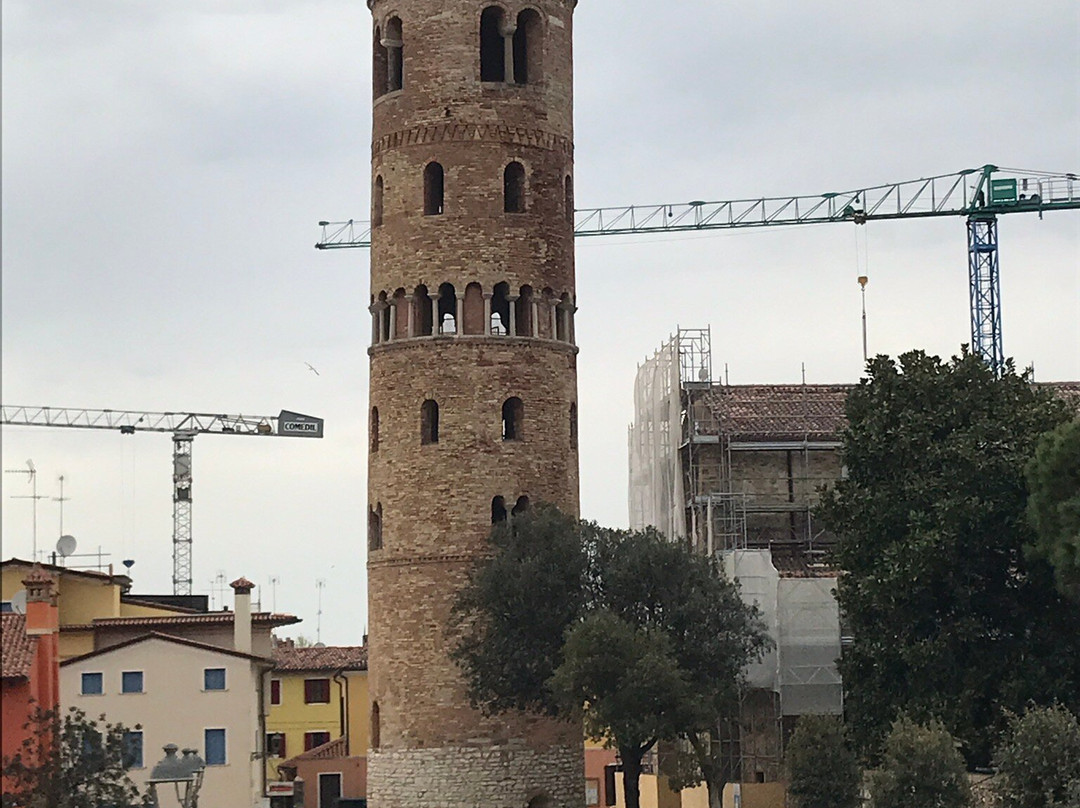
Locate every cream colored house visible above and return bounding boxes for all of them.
[60,630,272,807]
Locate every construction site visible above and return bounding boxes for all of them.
[629,328,847,784]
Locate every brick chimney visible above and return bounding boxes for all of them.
[229,577,255,655]
[23,566,60,713]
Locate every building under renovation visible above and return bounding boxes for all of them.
[628,328,849,783]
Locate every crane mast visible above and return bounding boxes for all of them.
[316,164,1079,373]
[0,406,324,595]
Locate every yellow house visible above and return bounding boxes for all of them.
[266,639,368,793]
[1,559,196,659]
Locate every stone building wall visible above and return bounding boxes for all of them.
[365,0,583,805]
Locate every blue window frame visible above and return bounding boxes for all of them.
[121,670,144,694]
[81,672,103,695]
[203,668,226,691]
[204,728,226,765]
[123,730,143,769]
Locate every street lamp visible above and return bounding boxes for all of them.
[146,744,206,808]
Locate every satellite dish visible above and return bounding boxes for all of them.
[314,642,327,648]
[10,590,27,614]
[56,535,77,558]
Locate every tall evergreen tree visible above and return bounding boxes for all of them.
[818,349,1080,763]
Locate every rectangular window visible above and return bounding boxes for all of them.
[266,732,287,758]
[204,668,226,691]
[204,728,226,765]
[121,670,144,694]
[303,678,331,704]
[81,672,103,695]
[585,778,600,807]
[270,679,281,706]
[304,731,331,751]
[122,731,143,769]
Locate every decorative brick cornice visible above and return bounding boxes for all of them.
[373,123,572,158]
[368,552,484,569]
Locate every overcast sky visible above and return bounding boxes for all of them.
[3,1,1078,645]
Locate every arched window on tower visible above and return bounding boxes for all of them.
[564,175,574,224]
[373,175,384,227]
[378,291,391,343]
[371,406,380,453]
[385,17,403,92]
[368,503,383,551]
[491,495,507,524]
[421,399,439,445]
[424,162,444,215]
[491,282,510,335]
[502,397,523,441]
[371,701,381,750]
[513,9,543,85]
[438,282,457,334]
[413,284,433,337]
[516,285,534,337]
[504,162,526,213]
[393,288,408,339]
[556,292,572,343]
[512,495,530,517]
[480,7,506,82]
[373,26,388,98]
[570,402,578,449]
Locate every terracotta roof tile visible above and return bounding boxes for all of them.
[281,736,348,764]
[92,612,299,629]
[273,641,368,672]
[1,613,37,680]
[703,384,852,442]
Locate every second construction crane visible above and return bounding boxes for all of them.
[0,406,324,595]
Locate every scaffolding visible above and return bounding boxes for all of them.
[630,328,845,783]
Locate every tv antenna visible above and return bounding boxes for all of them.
[6,459,45,560]
[52,474,71,539]
[268,575,281,613]
[316,579,326,644]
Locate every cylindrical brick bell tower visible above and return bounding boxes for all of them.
[364,0,581,805]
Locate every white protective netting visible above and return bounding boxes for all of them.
[628,336,685,539]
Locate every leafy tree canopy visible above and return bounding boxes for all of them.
[451,505,770,808]
[818,349,1080,763]
[992,704,1080,808]
[785,715,861,808]
[1,706,151,808]
[1025,417,1080,600]
[869,717,969,808]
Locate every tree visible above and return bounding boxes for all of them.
[1,706,151,808]
[550,611,697,808]
[869,717,969,808]
[452,506,770,808]
[818,349,1080,764]
[785,715,861,808]
[1025,418,1080,600]
[992,704,1080,808]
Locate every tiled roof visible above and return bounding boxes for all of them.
[1,613,37,680]
[59,631,273,666]
[92,612,299,629]
[273,641,367,672]
[1045,381,1080,412]
[703,384,852,442]
[2,558,131,587]
[281,735,348,764]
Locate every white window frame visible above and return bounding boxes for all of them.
[317,771,344,808]
[120,669,144,694]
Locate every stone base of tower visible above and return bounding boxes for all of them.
[368,742,583,808]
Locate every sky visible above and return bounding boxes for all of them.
[3,1,1078,645]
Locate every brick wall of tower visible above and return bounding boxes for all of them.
[365,0,582,805]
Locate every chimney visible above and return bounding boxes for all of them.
[229,577,255,654]
[23,565,60,713]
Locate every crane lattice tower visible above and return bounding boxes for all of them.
[365,0,582,804]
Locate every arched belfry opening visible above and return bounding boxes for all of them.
[491,495,507,524]
[385,17,403,92]
[480,7,506,82]
[516,285,534,337]
[421,399,439,445]
[438,283,457,334]
[513,9,543,84]
[413,284,433,337]
[368,503,383,551]
[463,282,484,335]
[491,282,511,335]
[502,397,524,441]
[371,406,380,453]
[504,162,526,213]
[512,495,530,517]
[373,26,388,98]
[424,162,445,215]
